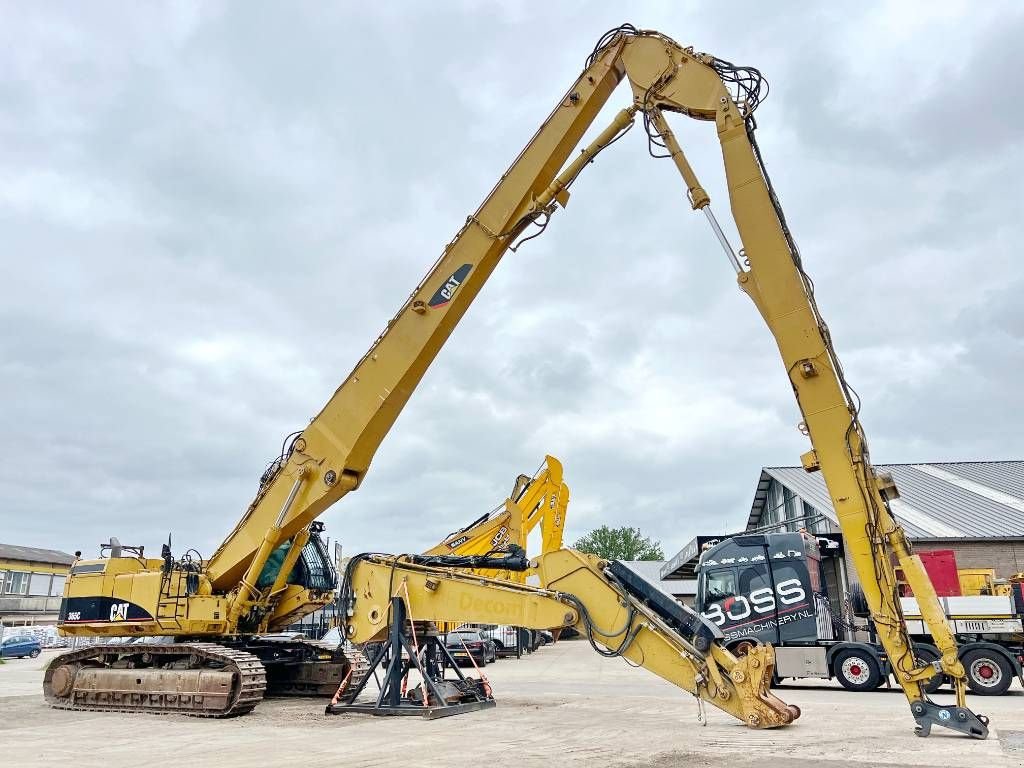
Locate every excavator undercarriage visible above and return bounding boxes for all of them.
[43,637,370,717]
[44,643,267,717]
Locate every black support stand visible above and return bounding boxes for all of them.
[325,597,495,719]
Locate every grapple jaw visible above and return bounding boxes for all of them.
[911,700,988,739]
[728,645,801,729]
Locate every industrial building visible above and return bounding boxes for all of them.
[663,460,1024,590]
[744,461,1024,579]
[0,544,76,626]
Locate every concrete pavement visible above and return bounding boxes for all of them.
[1,643,1020,767]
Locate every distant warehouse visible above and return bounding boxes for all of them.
[663,461,1024,586]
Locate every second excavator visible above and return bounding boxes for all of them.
[425,454,569,583]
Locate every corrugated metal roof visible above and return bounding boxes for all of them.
[748,461,1024,540]
[0,543,76,565]
[618,560,696,597]
[933,460,1024,499]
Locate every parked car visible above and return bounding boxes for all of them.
[445,630,497,666]
[468,624,536,655]
[1,635,42,659]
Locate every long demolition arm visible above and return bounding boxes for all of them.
[205,25,984,737]
[607,33,986,737]
[424,455,569,583]
[342,550,798,729]
[204,42,631,592]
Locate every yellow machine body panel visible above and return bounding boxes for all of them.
[58,557,231,637]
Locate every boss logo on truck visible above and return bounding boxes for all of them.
[428,264,472,307]
[703,578,806,626]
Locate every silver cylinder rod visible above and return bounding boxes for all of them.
[274,470,306,528]
[703,206,742,274]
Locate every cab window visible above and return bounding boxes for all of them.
[70,563,106,575]
[738,565,771,594]
[704,569,736,602]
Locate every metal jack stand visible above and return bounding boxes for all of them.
[325,597,495,719]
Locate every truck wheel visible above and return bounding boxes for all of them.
[833,649,881,692]
[963,649,1012,696]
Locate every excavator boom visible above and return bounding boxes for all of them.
[341,550,799,729]
[425,455,569,583]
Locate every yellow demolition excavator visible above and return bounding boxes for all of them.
[47,520,365,716]
[419,455,569,641]
[47,25,989,738]
[424,454,569,584]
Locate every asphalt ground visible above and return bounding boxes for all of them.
[1,642,1020,767]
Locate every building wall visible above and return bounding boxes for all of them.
[836,540,1023,596]
[912,540,1024,579]
[0,557,72,625]
[758,477,1024,586]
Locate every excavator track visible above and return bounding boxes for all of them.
[43,642,266,717]
[246,636,370,701]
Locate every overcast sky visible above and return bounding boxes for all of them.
[2,2,1022,564]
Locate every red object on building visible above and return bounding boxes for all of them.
[906,550,962,597]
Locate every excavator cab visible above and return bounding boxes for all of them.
[256,522,337,593]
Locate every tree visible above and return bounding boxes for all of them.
[572,525,664,561]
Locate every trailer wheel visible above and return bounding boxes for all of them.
[833,649,881,692]
[963,648,1012,696]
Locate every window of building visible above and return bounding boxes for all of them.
[50,575,67,596]
[783,488,799,531]
[802,501,829,533]
[4,571,30,595]
[763,480,783,528]
[28,573,52,596]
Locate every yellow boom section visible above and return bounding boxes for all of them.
[424,455,569,583]
[204,45,627,590]
[343,550,799,729]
